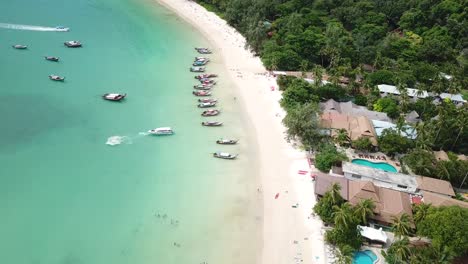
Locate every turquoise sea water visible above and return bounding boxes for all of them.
[351,159,397,173]
[0,1,260,263]
[353,250,378,264]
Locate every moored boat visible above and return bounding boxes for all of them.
[195,57,210,62]
[45,56,59,62]
[213,152,237,159]
[201,109,220,116]
[192,90,212,96]
[64,40,82,47]
[216,138,239,145]
[199,78,216,84]
[195,74,217,79]
[198,102,217,108]
[193,60,208,66]
[195,47,212,54]
[193,84,212,90]
[49,75,65,81]
[12,44,27,49]
[202,121,223,126]
[102,93,126,101]
[190,66,205,72]
[148,127,174,135]
[198,98,217,103]
[55,26,70,32]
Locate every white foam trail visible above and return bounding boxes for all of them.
[0,23,68,32]
[106,136,132,146]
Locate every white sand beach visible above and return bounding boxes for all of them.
[156,0,326,263]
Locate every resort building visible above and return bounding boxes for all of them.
[320,113,378,146]
[320,99,391,122]
[377,84,429,100]
[371,120,417,139]
[437,93,466,105]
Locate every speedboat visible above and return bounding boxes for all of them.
[55,26,70,32]
[12,44,27,49]
[194,84,214,89]
[148,127,174,135]
[193,90,211,96]
[216,138,238,145]
[49,75,65,81]
[195,57,210,62]
[195,74,217,79]
[201,109,220,116]
[198,98,217,103]
[195,47,212,54]
[213,152,237,159]
[64,40,82,48]
[198,102,217,108]
[45,56,59,62]
[190,66,205,72]
[102,93,126,101]
[202,121,223,126]
[193,60,208,66]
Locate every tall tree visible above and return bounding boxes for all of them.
[391,213,412,238]
[353,199,375,225]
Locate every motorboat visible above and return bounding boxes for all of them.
[198,102,217,108]
[148,127,174,135]
[195,47,212,54]
[216,138,238,145]
[193,60,208,66]
[213,152,237,159]
[194,84,214,89]
[193,90,211,96]
[201,109,220,116]
[55,26,70,32]
[198,98,217,103]
[64,40,82,47]
[102,93,126,101]
[202,121,223,126]
[49,75,65,81]
[190,66,205,72]
[199,78,216,84]
[195,74,218,79]
[195,57,210,62]
[45,56,59,62]
[12,44,27,49]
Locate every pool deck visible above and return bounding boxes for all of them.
[360,246,383,264]
[345,149,401,172]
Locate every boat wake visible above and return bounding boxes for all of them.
[106,132,150,146]
[0,23,68,32]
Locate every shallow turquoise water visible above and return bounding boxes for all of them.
[353,250,378,264]
[0,1,259,263]
[351,159,397,173]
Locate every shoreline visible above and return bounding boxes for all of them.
[155,1,326,263]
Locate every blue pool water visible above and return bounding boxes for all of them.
[352,159,397,173]
[353,250,378,264]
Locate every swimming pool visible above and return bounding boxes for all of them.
[353,250,378,264]
[352,159,397,173]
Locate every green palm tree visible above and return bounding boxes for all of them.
[336,244,354,264]
[335,128,351,147]
[354,199,375,225]
[332,202,353,228]
[312,65,324,88]
[451,106,467,150]
[391,237,411,261]
[413,203,431,225]
[391,213,412,238]
[328,182,342,204]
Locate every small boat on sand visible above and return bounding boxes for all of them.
[202,121,223,126]
[198,102,217,108]
[198,98,217,103]
[64,40,82,48]
[201,109,220,116]
[195,47,212,54]
[194,84,214,89]
[193,90,211,96]
[45,56,59,62]
[49,75,65,81]
[199,78,216,84]
[12,44,27,49]
[216,138,238,145]
[148,127,174,135]
[195,74,217,79]
[102,93,126,101]
[190,66,205,72]
[213,152,237,159]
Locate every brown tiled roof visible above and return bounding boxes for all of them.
[314,173,348,199]
[376,188,413,226]
[422,191,468,208]
[320,112,378,146]
[416,176,455,197]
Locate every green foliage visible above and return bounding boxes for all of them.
[325,202,363,251]
[280,78,318,109]
[416,206,468,258]
[314,83,348,101]
[352,137,374,152]
[378,129,414,156]
[353,199,375,225]
[313,182,344,223]
[282,102,324,150]
[354,94,367,106]
[276,75,296,91]
[391,213,413,238]
[382,237,411,264]
[373,97,400,119]
[315,143,348,172]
